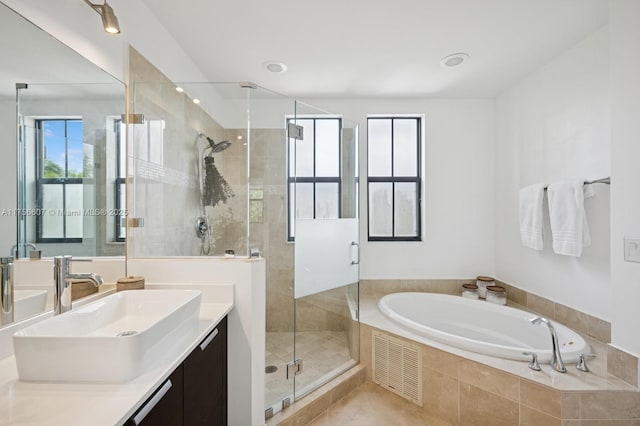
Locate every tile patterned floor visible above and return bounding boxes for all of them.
[305,382,450,426]
[266,330,354,409]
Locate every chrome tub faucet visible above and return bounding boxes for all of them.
[53,255,104,315]
[530,316,567,373]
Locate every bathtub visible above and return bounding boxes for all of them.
[378,292,590,363]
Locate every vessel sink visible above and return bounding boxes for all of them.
[13,289,201,382]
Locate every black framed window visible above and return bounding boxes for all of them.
[36,119,88,243]
[367,117,421,241]
[287,117,342,241]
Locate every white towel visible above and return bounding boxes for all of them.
[547,180,594,257]
[518,184,545,250]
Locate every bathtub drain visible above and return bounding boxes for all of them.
[117,330,138,337]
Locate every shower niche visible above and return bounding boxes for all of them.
[128,48,360,417]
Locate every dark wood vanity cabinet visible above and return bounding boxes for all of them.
[184,316,227,425]
[125,316,227,426]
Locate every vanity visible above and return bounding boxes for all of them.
[0,286,233,426]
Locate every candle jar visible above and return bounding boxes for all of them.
[461,283,479,300]
[485,285,507,305]
[476,276,495,299]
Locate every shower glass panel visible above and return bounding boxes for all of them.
[16,83,125,258]
[291,100,360,401]
[126,50,359,416]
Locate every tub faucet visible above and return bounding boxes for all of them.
[53,255,104,315]
[530,316,567,373]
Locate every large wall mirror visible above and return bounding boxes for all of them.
[0,2,126,260]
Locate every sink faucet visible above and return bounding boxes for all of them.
[53,255,104,315]
[530,316,567,373]
[0,257,14,325]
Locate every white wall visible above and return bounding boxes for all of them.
[305,98,495,279]
[610,0,640,360]
[494,27,611,320]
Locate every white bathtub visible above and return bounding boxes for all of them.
[378,292,590,363]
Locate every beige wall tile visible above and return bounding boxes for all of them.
[360,324,373,381]
[422,345,460,378]
[562,392,581,420]
[330,367,365,404]
[561,421,581,426]
[520,405,561,426]
[293,391,332,426]
[580,391,640,420]
[580,421,635,426]
[555,303,589,336]
[423,368,459,425]
[607,345,639,387]
[587,316,611,343]
[520,380,562,417]
[499,281,527,306]
[459,383,519,425]
[459,359,519,402]
[429,279,459,295]
[527,293,555,319]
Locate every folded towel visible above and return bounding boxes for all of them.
[547,180,593,257]
[518,184,545,250]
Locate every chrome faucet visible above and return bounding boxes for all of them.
[0,257,14,325]
[530,316,567,373]
[53,255,104,315]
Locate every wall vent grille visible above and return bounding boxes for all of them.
[372,330,422,406]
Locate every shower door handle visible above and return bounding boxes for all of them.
[350,241,359,265]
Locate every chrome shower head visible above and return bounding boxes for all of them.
[205,136,232,153]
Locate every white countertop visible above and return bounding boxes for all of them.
[0,297,232,425]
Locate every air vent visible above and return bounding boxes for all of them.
[372,330,422,406]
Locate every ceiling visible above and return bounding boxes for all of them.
[0,3,121,99]
[142,0,608,98]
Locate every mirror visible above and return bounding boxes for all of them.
[0,3,126,259]
[0,3,126,327]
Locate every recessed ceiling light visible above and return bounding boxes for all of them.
[193,98,200,104]
[175,86,184,93]
[440,53,469,68]
[263,60,287,73]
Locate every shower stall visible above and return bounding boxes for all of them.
[127,49,360,418]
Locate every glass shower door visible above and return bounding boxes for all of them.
[290,100,360,400]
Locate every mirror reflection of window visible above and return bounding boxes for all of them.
[30,117,126,244]
[36,118,86,242]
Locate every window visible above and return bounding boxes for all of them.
[36,119,89,243]
[287,117,342,240]
[367,117,421,241]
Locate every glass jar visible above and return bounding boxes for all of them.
[485,285,507,305]
[461,283,479,300]
[476,276,495,299]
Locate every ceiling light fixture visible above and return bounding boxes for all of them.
[440,52,469,68]
[175,86,184,93]
[83,0,121,35]
[263,61,287,73]
[193,99,200,105]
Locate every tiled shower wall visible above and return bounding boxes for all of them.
[127,48,246,257]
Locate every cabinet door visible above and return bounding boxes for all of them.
[184,316,227,426]
[125,365,184,426]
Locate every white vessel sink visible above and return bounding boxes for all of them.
[13,289,201,382]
